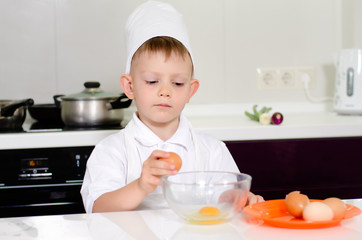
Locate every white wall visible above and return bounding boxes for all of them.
[0,0,360,105]
[355,0,362,48]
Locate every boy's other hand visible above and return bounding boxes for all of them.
[246,192,264,206]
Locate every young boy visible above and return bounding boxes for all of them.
[81,1,263,213]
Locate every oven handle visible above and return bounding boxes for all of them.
[0,181,82,189]
[0,202,81,209]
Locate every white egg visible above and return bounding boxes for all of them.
[303,202,333,221]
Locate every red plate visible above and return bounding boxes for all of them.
[243,199,361,229]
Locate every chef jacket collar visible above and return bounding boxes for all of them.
[131,112,191,151]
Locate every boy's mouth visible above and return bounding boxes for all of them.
[155,103,171,108]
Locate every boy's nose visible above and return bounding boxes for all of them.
[159,91,170,97]
[159,85,171,97]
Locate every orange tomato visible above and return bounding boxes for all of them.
[159,152,182,171]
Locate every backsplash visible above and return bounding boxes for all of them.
[0,0,361,105]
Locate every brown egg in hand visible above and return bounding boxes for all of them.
[159,152,182,171]
[285,191,310,218]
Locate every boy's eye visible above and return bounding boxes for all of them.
[145,80,158,84]
[174,82,184,86]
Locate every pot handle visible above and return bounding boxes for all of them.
[84,81,100,88]
[0,98,34,117]
[109,93,132,109]
[53,94,65,108]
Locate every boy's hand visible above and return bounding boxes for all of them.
[138,150,178,194]
[218,189,264,210]
[246,192,264,206]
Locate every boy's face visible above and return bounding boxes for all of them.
[121,50,199,129]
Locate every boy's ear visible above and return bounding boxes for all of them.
[120,74,135,100]
[186,78,200,103]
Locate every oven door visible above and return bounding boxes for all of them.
[0,182,84,218]
[0,146,93,218]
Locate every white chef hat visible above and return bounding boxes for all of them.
[124,1,194,74]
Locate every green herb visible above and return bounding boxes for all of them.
[245,104,272,122]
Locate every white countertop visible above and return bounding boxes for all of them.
[1,102,362,150]
[1,199,361,240]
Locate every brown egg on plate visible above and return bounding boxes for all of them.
[285,191,309,218]
[323,197,347,219]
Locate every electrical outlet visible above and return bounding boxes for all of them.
[295,67,316,89]
[277,69,295,89]
[256,68,278,89]
[256,66,316,90]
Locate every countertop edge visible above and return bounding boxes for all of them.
[1,102,362,149]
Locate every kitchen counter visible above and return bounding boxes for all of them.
[1,102,362,150]
[1,199,361,240]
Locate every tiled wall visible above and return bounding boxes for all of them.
[0,0,360,105]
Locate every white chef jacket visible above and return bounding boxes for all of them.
[80,112,239,213]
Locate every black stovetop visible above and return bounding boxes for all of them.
[0,121,124,134]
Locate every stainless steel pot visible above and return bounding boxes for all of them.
[0,99,34,130]
[56,82,132,127]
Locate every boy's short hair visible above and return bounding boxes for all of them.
[131,36,194,75]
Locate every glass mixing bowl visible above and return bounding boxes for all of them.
[161,171,251,225]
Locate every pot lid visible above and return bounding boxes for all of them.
[62,82,120,100]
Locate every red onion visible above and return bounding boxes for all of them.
[271,112,283,125]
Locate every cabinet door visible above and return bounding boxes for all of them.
[226,137,362,200]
